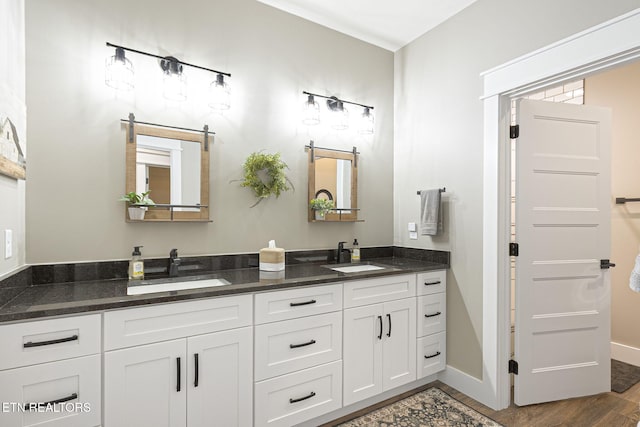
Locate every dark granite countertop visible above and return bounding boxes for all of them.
[0,257,448,323]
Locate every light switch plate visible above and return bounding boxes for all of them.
[408,222,417,232]
[409,231,418,240]
[4,229,12,259]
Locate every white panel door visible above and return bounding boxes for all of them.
[515,99,612,405]
[104,340,187,427]
[187,327,253,427]
[382,298,416,391]
[343,303,384,406]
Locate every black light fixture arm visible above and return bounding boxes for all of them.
[302,91,373,110]
[106,42,231,77]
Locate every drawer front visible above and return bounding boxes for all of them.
[343,274,416,308]
[417,270,446,296]
[255,312,342,381]
[0,354,101,427]
[104,294,252,350]
[417,293,446,337]
[0,314,101,370]
[254,284,342,324]
[254,360,342,427]
[417,332,446,379]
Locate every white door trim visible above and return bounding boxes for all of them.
[479,8,640,410]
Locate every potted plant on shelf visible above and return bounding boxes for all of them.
[310,198,334,220]
[120,191,155,221]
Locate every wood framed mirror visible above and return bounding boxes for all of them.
[125,123,210,222]
[307,144,359,222]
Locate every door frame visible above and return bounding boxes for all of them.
[480,8,640,410]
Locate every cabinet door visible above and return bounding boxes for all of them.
[187,327,253,427]
[382,298,416,391]
[0,355,101,427]
[104,340,187,427]
[343,304,383,406]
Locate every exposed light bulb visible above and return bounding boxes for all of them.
[105,47,134,90]
[359,107,374,134]
[331,101,349,130]
[302,94,320,125]
[209,73,230,110]
[162,58,187,101]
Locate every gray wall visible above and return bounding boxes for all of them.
[0,0,26,277]
[25,0,394,263]
[394,0,640,379]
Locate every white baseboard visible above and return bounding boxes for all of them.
[611,341,640,367]
[438,364,492,408]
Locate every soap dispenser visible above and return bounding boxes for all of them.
[351,239,360,263]
[129,246,144,280]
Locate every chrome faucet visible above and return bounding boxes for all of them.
[168,248,181,277]
[337,241,351,264]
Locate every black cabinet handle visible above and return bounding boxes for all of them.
[27,392,78,409]
[289,391,316,404]
[176,357,181,392]
[377,315,383,340]
[424,312,442,318]
[290,339,316,349]
[424,281,441,286]
[386,313,392,337]
[290,299,317,307]
[194,353,199,388]
[425,351,441,359]
[23,335,78,348]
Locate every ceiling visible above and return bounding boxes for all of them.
[256,0,478,51]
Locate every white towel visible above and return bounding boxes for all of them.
[420,189,443,236]
[630,254,640,292]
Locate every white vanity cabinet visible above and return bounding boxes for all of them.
[416,270,447,378]
[0,314,102,427]
[253,284,343,427]
[342,275,417,406]
[103,295,253,427]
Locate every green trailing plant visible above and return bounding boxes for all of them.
[309,198,334,216]
[238,152,294,207]
[120,191,155,206]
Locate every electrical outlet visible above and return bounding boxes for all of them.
[4,229,12,259]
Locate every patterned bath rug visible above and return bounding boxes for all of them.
[612,359,640,393]
[338,387,503,427]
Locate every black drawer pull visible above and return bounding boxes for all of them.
[27,392,78,409]
[194,353,199,388]
[424,281,441,286]
[176,357,181,392]
[386,313,392,337]
[24,334,78,348]
[424,351,441,359]
[377,315,383,340]
[290,299,317,307]
[424,312,442,318]
[289,391,316,404]
[290,339,317,349]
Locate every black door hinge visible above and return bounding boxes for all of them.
[509,243,519,257]
[509,359,519,375]
[510,125,520,139]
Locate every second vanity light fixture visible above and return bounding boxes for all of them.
[105,42,231,109]
[301,91,374,134]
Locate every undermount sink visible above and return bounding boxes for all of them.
[328,264,386,273]
[127,277,230,295]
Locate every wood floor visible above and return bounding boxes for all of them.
[324,380,640,426]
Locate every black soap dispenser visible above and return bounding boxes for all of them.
[128,246,144,280]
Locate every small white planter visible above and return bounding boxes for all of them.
[314,210,325,221]
[128,207,146,221]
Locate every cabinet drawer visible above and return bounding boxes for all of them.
[417,270,446,295]
[254,360,342,427]
[417,332,446,379]
[417,293,446,337]
[104,294,252,350]
[0,354,101,427]
[0,314,101,370]
[255,312,341,381]
[344,274,416,308]
[254,284,342,324]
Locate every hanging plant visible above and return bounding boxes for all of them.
[237,152,294,207]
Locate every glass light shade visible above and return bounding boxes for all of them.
[359,107,374,134]
[331,102,349,130]
[209,74,230,110]
[163,69,187,101]
[105,48,134,90]
[302,95,320,125]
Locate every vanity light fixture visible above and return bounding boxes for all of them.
[301,91,374,134]
[105,46,134,90]
[105,42,231,107]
